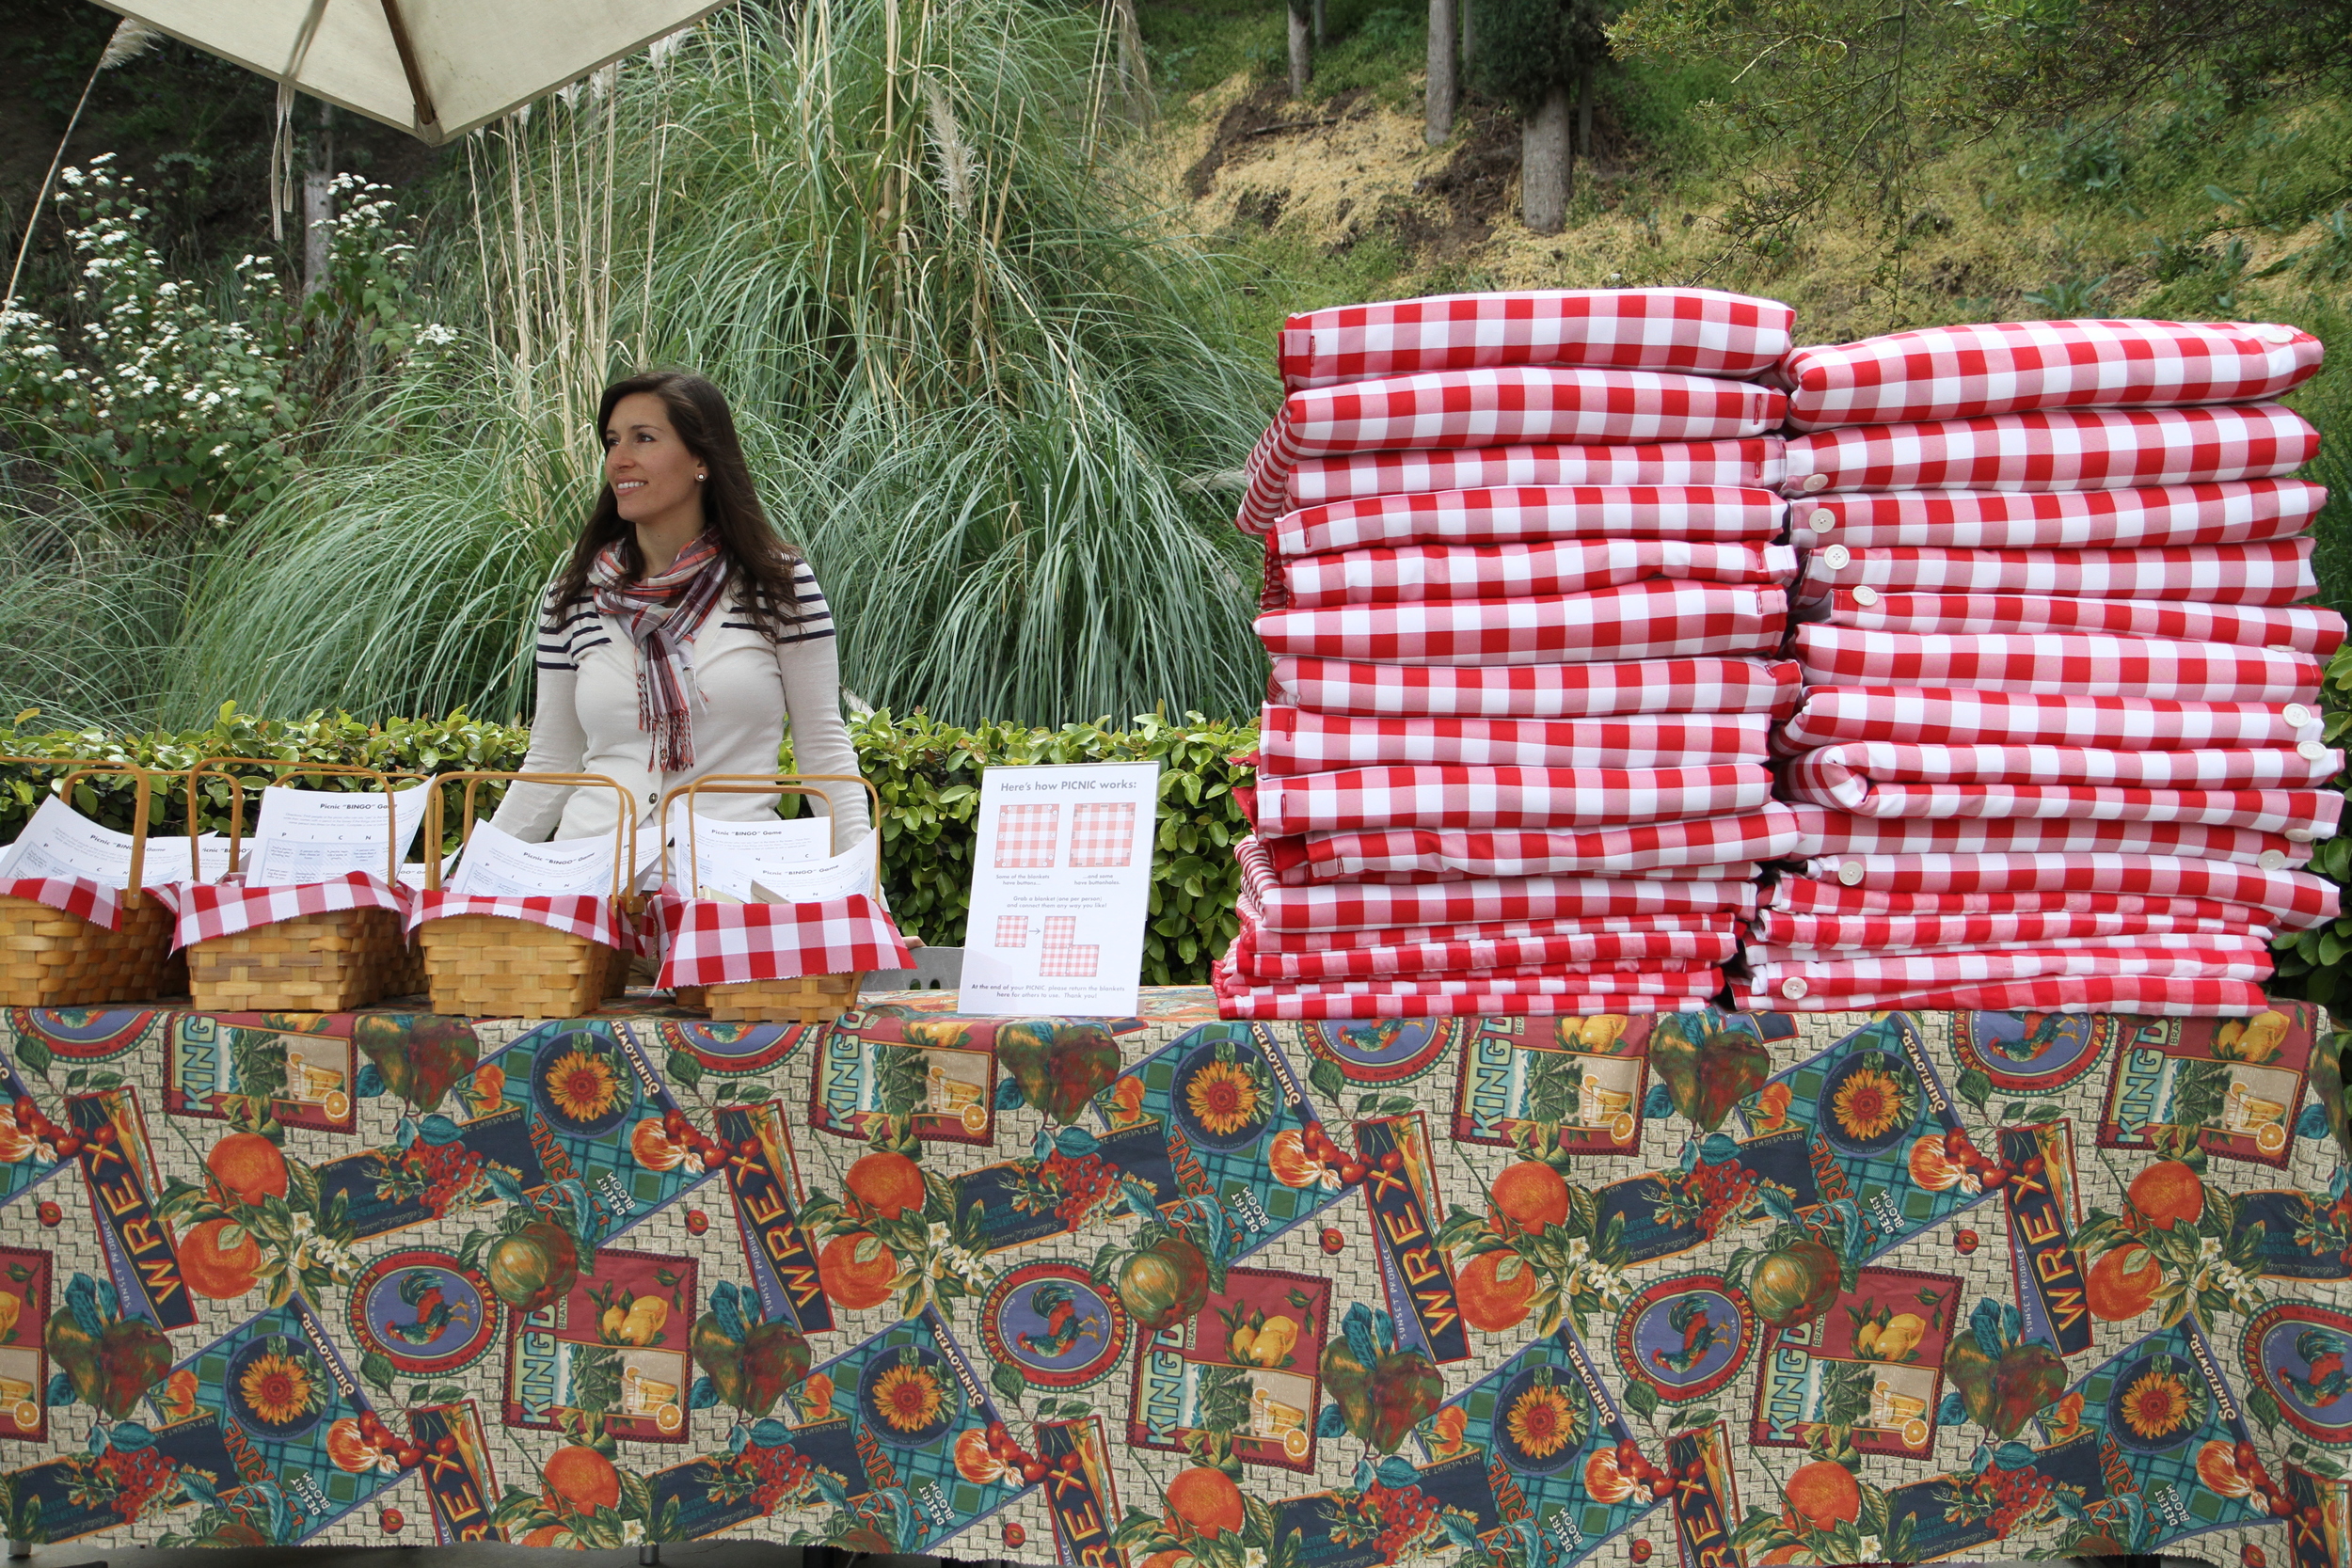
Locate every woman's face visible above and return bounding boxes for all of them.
[603,391,705,527]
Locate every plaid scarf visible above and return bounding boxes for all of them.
[590,531,731,771]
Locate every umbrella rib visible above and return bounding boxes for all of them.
[378,0,442,132]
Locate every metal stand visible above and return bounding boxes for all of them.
[6,1542,25,1560]
[640,1546,660,1566]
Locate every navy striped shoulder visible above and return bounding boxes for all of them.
[721,560,836,645]
[535,589,610,671]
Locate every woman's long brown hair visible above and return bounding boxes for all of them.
[548,371,808,641]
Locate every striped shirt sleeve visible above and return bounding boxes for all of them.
[536,590,611,670]
[723,559,836,644]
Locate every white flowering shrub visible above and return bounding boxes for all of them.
[0,156,453,523]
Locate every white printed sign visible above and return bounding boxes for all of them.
[677,816,833,901]
[244,784,430,888]
[447,820,621,899]
[0,796,228,888]
[960,761,1159,1015]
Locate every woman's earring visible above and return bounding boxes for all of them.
[696,473,707,482]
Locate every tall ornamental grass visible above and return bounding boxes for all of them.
[165,0,1275,729]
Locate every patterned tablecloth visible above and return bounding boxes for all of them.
[0,991,2344,1568]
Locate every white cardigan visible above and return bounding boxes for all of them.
[491,562,871,850]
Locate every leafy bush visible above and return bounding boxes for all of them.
[2266,644,2352,1010]
[0,707,1256,985]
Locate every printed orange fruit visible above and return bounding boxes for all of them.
[1785,1460,1861,1531]
[846,1151,927,1220]
[1139,1552,1192,1568]
[2086,1243,2163,1322]
[1758,1546,1808,1565]
[326,1417,381,1474]
[2197,1438,2253,1498]
[1489,1161,1570,1235]
[1166,1465,1245,1537]
[1267,1129,1321,1189]
[629,1119,684,1171]
[543,1443,621,1513]
[1583,1448,1639,1504]
[818,1233,899,1309]
[178,1217,261,1300]
[1454,1250,1538,1333]
[954,1429,1006,1485]
[206,1132,288,1207]
[2130,1161,2205,1227]
[1905,1135,1964,1193]
[518,1526,570,1547]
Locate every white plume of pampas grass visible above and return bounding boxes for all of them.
[7,15,168,307]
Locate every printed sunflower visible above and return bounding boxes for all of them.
[1831,1066,1913,1143]
[548,1047,623,1122]
[1505,1379,1578,1459]
[240,1346,324,1427]
[1185,1060,1263,1138]
[2120,1360,2202,1442]
[871,1360,946,1433]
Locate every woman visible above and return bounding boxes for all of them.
[493,371,869,854]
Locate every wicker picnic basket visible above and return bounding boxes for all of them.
[0,760,180,1006]
[183,758,420,1014]
[416,772,637,1019]
[661,774,884,1024]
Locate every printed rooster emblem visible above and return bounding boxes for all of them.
[384,1269,475,1346]
[1015,1283,1100,1359]
[2281,1329,2352,1407]
[1339,1021,1408,1055]
[1649,1297,1724,1375]
[1990,1013,2069,1064]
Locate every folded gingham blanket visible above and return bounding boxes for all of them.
[0,875,135,931]
[1777,319,2321,429]
[1247,763,1773,833]
[1215,958,1724,998]
[1284,438,1786,513]
[1236,837,1757,930]
[1239,369,1788,534]
[1262,807,1800,881]
[1792,626,2321,701]
[1748,930,2278,963]
[650,890,910,990]
[1782,738,2342,795]
[1235,894,1740,952]
[1750,908,2275,951]
[1791,478,2326,550]
[1731,973,2271,1015]
[1781,809,2313,867]
[158,871,406,952]
[1763,876,2263,923]
[1777,687,2321,750]
[1789,852,2337,927]
[1210,959,1720,1017]
[1272,484,1788,556]
[1258,706,1772,772]
[1796,538,2316,604]
[1278,287,1795,389]
[407,889,629,951]
[1815,593,2346,655]
[1748,945,2276,1003]
[1270,655,1803,719]
[1230,915,1738,979]
[1780,404,2316,496]
[1256,583,1789,664]
[1283,538,1798,607]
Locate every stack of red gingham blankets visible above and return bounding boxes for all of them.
[1211,288,1805,1018]
[1746,318,2341,1015]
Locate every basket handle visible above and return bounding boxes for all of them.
[655,774,884,899]
[421,772,636,906]
[186,757,408,885]
[0,757,168,908]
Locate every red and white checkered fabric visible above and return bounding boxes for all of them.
[1789,478,2327,550]
[1780,404,2317,496]
[1778,319,2322,430]
[1815,594,2345,655]
[1231,915,1736,978]
[1278,288,1796,389]
[1273,484,1788,557]
[1216,959,1724,997]
[1749,930,2276,963]
[1764,876,2263,924]
[1784,739,2342,796]
[407,889,627,949]
[1271,656,1803,720]
[994,803,1059,868]
[1263,806,1800,880]
[1256,583,1788,665]
[1798,539,2315,605]
[1069,801,1137,867]
[1749,946,2275,1001]
[1248,763,1772,833]
[1285,539,1797,608]
[159,871,406,951]
[0,875,125,931]
[1777,688,2322,751]
[1239,369,1788,534]
[1237,895,1739,952]
[1751,907,2273,951]
[1258,706,1771,773]
[1782,805,2313,866]
[1236,837,1756,930]
[1731,974,2272,1015]
[1212,958,1721,1017]
[649,889,910,989]
[1792,626,2322,701]
[1788,852,2337,927]
[1284,439,1787,515]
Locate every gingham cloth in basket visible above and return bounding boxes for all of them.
[1235,837,1757,930]
[1238,369,1788,534]
[1260,807,1801,880]
[1813,593,2347,655]
[1795,538,2316,604]
[1779,403,2317,496]
[1271,483,1788,556]
[1283,538,1798,607]
[1246,762,1772,833]
[1257,706,1771,772]
[649,889,910,990]
[157,870,406,952]
[1283,438,1786,513]
[1277,287,1795,388]
[1776,687,2323,750]
[0,875,135,931]
[1749,907,2275,951]
[1777,319,2322,430]
[1234,894,1740,952]
[1791,626,2322,701]
[1730,972,2272,1015]
[406,888,628,951]
[1788,477,2328,549]
[1788,852,2338,926]
[1270,655,1803,719]
[1255,583,1788,664]
[1781,808,2313,866]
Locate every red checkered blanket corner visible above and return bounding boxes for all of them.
[407,889,632,952]
[0,875,127,932]
[649,889,912,990]
[157,871,408,952]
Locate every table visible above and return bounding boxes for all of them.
[0,992,2342,1567]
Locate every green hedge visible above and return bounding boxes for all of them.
[2265,643,2352,1010]
[0,706,1255,986]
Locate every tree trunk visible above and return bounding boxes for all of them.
[1424,0,1456,144]
[1110,0,1152,125]
[1288,4,1311,99]
[1576,57,1594,157]
[1313,0,1326,49]
[1459,0,1473,71]
[1521,85,1569,234]
[302,104,334,297]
